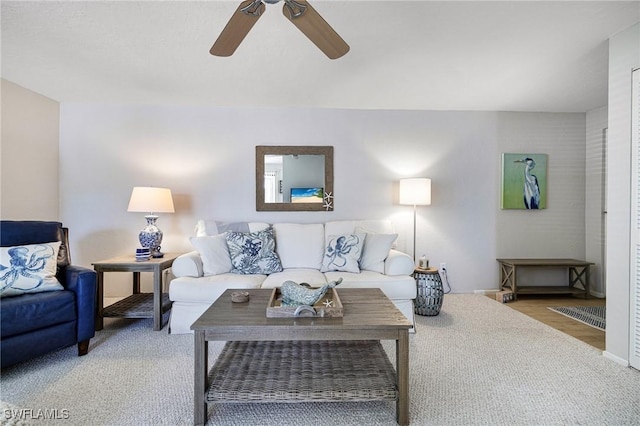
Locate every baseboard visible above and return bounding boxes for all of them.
[474,289,499,295]
[475,289,607,299]
[603,351,629,367]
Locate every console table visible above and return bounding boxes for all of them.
[93,253,179,331]
[496,258,593,299]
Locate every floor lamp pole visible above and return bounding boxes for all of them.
[412,203,417,264]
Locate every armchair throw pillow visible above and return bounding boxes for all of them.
[0,242,64,298]
[225,227,283,275]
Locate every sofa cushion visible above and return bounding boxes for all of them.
[226,227,283,275]
[0,242,64,298]
[195,220,269,237]
[273,223,325,269]
[325,220,395,242]
[357,229,398,273]
[261,269,328,289]
[169,274,265,303]
[323,270,417,300]
[189,235,232,276]
[320,234,365,273]
[0,290,76,337]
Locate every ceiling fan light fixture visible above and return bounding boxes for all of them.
[283,0,308,18]
[240,0,265,17]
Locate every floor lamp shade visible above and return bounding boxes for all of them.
[399,178,432,206]
[127,187,175,258]
[399,178,431,263]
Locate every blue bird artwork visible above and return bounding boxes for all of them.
[514,157,541,209]
[501,153,547,210]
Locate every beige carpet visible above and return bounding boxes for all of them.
[1,294,638,425]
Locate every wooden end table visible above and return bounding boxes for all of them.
[93,253,180,331]
[192,288,413,425]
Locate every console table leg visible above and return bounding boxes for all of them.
[569,266,590,299]
[396,330,410,425]
[499,262,517,297]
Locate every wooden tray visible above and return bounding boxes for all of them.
[266,287,343,318]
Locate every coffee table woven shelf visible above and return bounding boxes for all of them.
[206,340,397,403]
[103,293,172,318]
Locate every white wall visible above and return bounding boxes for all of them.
[1,79,60,220]
[605,22,639,365]
[586,106,608,297]
[495,113,587,258]
[58,105,586,297]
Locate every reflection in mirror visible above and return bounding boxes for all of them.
[264,155,324,203]
[256,146,333,212]
[264,155,284,203]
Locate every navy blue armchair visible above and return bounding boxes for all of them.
[1,221,97,368]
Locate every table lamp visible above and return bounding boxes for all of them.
[127,186,175,258]
[399,178,431,264]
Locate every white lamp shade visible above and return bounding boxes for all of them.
[127,187,175,213]
[399,178,432,206]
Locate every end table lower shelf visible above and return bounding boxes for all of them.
[103,293,172,319]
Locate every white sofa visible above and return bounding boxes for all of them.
[168,219,416,334]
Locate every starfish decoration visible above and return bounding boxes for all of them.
[323,192,334,211]
[323,299,334,308]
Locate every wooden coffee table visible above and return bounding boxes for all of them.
[192,288,412,425]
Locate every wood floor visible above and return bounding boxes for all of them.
[490,294,606,350]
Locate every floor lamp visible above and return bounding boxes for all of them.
[399,178,432,264]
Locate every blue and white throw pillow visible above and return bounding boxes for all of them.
[321,234,365,273]
[225,227,283,275]
[0,242,64,298]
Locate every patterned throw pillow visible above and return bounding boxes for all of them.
[225,227,283,275]
[321,234,365,273]
[0,242,64,298]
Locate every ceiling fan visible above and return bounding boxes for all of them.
[210,0,349,59]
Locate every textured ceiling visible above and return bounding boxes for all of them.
[2,1,639,112]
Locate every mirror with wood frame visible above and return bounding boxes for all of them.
[256,146,334,211]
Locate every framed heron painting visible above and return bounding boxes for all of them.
[501,153,547,210]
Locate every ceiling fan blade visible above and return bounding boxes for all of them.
[210,0,266,57]
[282,0,349,59]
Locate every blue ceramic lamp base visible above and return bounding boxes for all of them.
[139,215,164,258]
